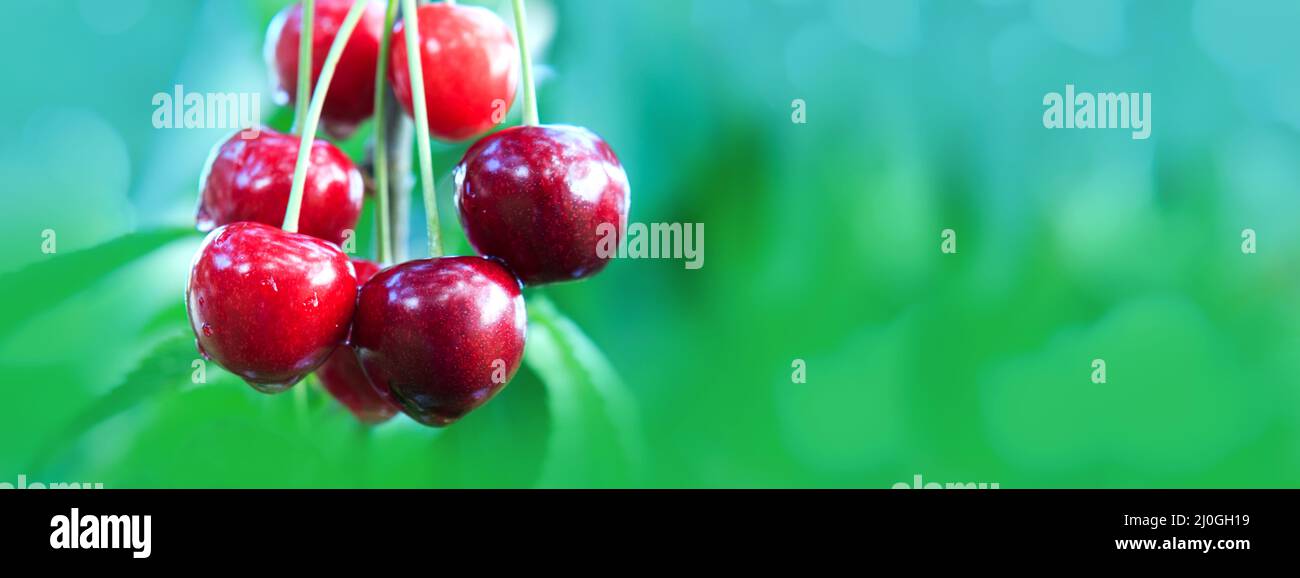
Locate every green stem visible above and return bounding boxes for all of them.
[511,0,538,126]
[400,0,442,257]
[282,0,370,233]
[385,97,413,262]
[372,0,400,265]
[291,0,314,135]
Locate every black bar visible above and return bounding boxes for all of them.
[1,490,1290,564]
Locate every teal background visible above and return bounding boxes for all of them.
[2,0,1300,488]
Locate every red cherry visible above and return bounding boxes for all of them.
[454,125,631,285]
[351,256,526,426]
[314,258,399,424]
[187,222,358,393]
[266,0,386,138]
[197,128,363,247]
[388,3,518,141]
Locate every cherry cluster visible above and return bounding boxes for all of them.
[185,0,630,427]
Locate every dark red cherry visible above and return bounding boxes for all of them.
[186,222,358,393]
[197,128,363,247]
[266,0,386,137]
[389,3,518,141]
[454,125,631,285]
[351,256,526,426]
[315,258,399,424]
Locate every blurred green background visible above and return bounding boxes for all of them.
[2,0,1300,488]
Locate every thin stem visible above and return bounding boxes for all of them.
[372,0,400,265]
[511,0,538,126]
[292,0,314,135]
[386,93,413,262]
[400,0,442,257]
[283,0,371,233]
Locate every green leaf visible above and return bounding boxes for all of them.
[141,300,190,337]
[30,332,198,474]
[420,364,552,488]
[0,227,193,336]
[525,295,645,487]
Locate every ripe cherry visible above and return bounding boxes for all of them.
[454,125,631,285]
[266,0,386,138]
[351,256,526,426]
[187,222,358,393]
[197,128,363,247]
[388,3,518,141]
[314,258,399,424]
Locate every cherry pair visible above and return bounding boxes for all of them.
[267,0,516,141]
[187,224,525,425]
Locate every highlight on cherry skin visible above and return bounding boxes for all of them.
[265,0,387,138]
[197,128,364,247]
[454,124,631,286]
[314,258,400,424]
[350,256,527,427]
[389,1,519,142]
[186,221,358,394]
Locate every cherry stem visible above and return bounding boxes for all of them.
[511,0,538,126]
[372,0,400,265]
[282,0,370,233]
[383,93,413,262]
[291,0,314,135]
[400,0,442,257]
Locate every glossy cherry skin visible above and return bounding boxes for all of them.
[315,258,399,424]
[197,128,363,247]
[186,222,358,393]
[266,0,386,138]
[389,3,518,141]
[454,125,631,285]
[351,256,526,426]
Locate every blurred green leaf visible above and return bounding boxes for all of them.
[141,300,189,337]
[525,295,644,487]
[97,380,337,488]
[30,332,196,474]
[406,365,551,488]
[0,227,193,336]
